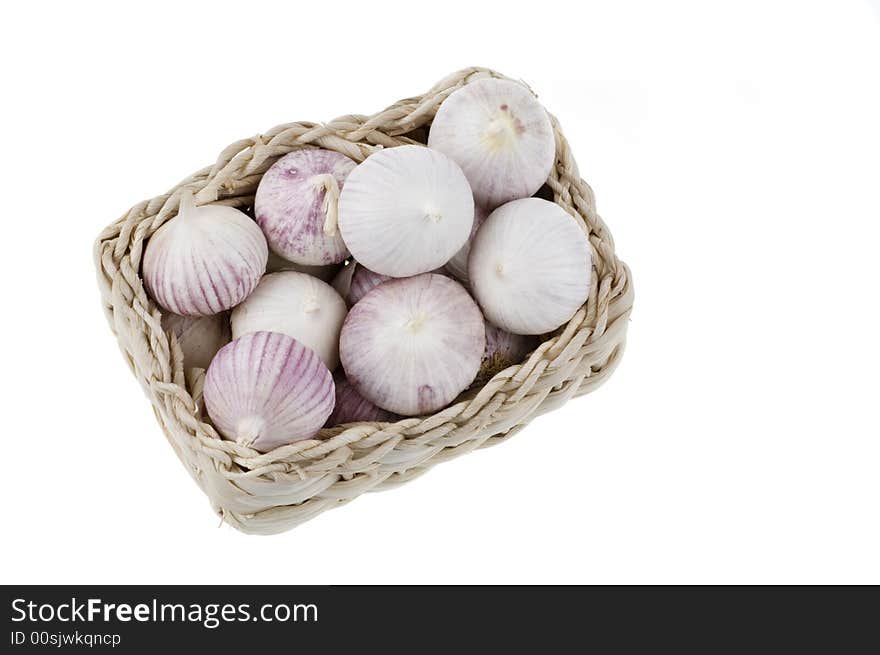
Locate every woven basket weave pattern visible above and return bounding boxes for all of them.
[93,67,634,534]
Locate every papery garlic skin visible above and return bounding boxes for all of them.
[204,331,335,452]
[230,272,347,370]
[468,198,591,335]
[331,261,356,301]
[255,149,356,265]
[347,265,392,306]
[444,203,488,284]
[326,377,397,427]
[339,273,485,416]
[161,312,231,371]
[338,146,474,277]
[476,323,539,385]
[266,250,340,282]
[333,261,445,306]
[349,265,445,305]
[428,78,555,209]
[143,192,268,316]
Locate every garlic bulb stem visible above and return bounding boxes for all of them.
[310,173,340,236]
[236,416,265,447]
[302,295,320,314]
[178,188,197,217]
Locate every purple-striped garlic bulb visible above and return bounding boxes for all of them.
[204,331,335,452]
[230,272,347,370]
[346,265,392,306]
[265,250,340,282]
[255,149,356,265]
[331,262,356,301]
[143,190,268,316]
[161,312,231,371]
[326,377,397,427]
[476,323,539,384]
[339,273,485,416]
[338,146,474,277]
[428,78,555,208]
[333,262,446,307]
[468,198,591,335]
[444,203,488,284]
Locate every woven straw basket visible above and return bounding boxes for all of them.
[93,67,634,535]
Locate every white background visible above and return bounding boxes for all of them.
[1,0,878,584]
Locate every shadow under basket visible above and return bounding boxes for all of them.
[93,67,635,535]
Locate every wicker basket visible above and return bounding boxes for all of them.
[93,67,634,535]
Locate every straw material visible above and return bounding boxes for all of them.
[93,67,634,534]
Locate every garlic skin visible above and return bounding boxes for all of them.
[444,203,488,284]
[333,261,445,306]
[266,250,340,282]
[255,149,356,265]
[331,261,357,301]
[204,331,335,452]
[161,312,231,371]
[476,323,539,384]
[338,145,474,277]
[347,265,392,306]
[428,78,555,209]
[339,273,485,416]
[348,265,446,305]
[468,198,591,335]
[326,377,397,427]
[143,191,268,316]
[230,271,347,370]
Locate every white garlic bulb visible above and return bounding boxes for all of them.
[204,331,335,452]
[339,273,485,416]
[444,203,488,284]
[143,191,268,316]
[428,78,555,209]
[230,271,347,370]
[337,145,474,277]
[255,149,355,265]
[161,312,231,371]
[477,323,539,384]
[468,198,591,335]
[326,377,397,427]
[265,250,340,282]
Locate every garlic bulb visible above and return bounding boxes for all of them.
[428,78,555,208]
[230,271,347,370]
[337,145,474,277]
[333,261,445,306]
[255,149,356,265]
[266,250,340,282]
[468,198,591,335]
[326,377,397,427]
[331,261,357,300]
[476,323,538,384]
[143,191,268,316]
[339,273,485,415]
[204,331,335,452]
[444,203,488,284]
[347,265,393,306]
[161,312,231,371]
